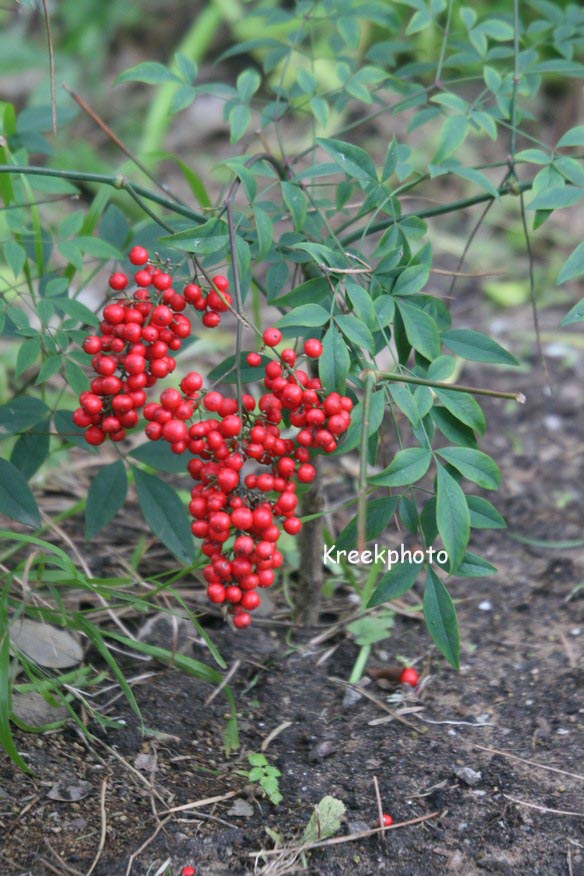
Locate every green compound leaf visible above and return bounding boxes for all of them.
[133,468,195,565]
[436,463,470,573]
[85,460,128,539]
[316,137,377,182]
[424,568,459,669]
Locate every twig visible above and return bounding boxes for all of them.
[468,743,584,782]
[250,810,441,857]
[62,85,185,206]
[357,371,375,553]
[41,0,56,134]
[503,795,584,818]
[125,816,171,876]
[44,840,83,876]
[373,776,385,843]
[158,790,239,815]
[205,658,241,706]
[39,855,82,876]
[363,369,526,403]
[261,721,293,751]
[85,778,108,876]
[329,678,424,732]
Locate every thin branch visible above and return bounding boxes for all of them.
[225,200,245,418]
[504,796,584,818]
[363,369,526,403]
[63,85,186,207]
[85,778,107,876]
[41,0,56,135]
[340,179,533,246]
[357,371,375,553]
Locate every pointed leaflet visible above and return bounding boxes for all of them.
[10,417,51,480]
[85,461,128,539]
[441,329,518,365]
[434,388,486,435]
[319,325,350,393]
[436,447,501,490]
[467,495,506,529]
[557,243,584,286]
[335,497,398,553]
[436,463,469,572]
[368,447,432,488]
[424,568,459,668]
[396,301,441,361]
[368,561,420,607]
[0,459,40,528]
[0,397,49,438]
[316,137,377,182]
[560,297,584,327]
[133,468,195,564]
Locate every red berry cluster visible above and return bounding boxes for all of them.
[75,247,353,627]
[184,274,232,329]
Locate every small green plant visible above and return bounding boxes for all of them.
[246,752,283,805]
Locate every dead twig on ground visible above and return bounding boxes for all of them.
[469,743,584,782]
[85,778,108,876]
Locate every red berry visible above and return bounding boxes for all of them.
[380,814,393,827]
[129,246,149,265]
[85,426,106,446]
[135,269,152,287]
[181,868,196,876]
[303,338,323,358]
[83,335,102,354]
[246,352,262,367]
[263,327,282,347]
[399,667,419,687]
[109,272,128,291]
[152,272,172,291]
[233,612,251,629]
[103,303,125,325]
[202,311,221,328]
[212,275,229,292]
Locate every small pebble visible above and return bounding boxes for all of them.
[478,601,492,611]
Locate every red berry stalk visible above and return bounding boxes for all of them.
[75,248,352,627]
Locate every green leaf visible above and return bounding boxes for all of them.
[396,301,441,360]
[441,329,518,365]
[272,278,330,308]
[334,314,375,352]
[253,206,273,260]
[53,409,98,453]
[129,440,192,474]
[35,355,62,385]
[133,468,195,564]
[237,69,261,103]
[10,416,50,480]
[467,495,506,529]
[557,243,584,286]
[0,458,40,528]
[53,297,100,327]
[4,241,26,278]
[526,186,584,211]
[0,583,32,772]
[64,360,89,397]
[436,463,470,572]
[335,497,398,553]
[557,125,584,148]
[424,568,459,669]
[434,388,485,435]
[433,116,469,165]
[310,96,329,128]
[15,337,41,378]
[368,561,420,607]
[388,384,420,427]
[319,326,350,394]
[170,85,198,114]
[369,448,432,488]
[116,62,182,85]
[85,461,128,539]
[229,103,251,143]
[281,181,307,231]
[161,219,228,255]
[0,397,49,438]
[276,304,329,329]
[302,796,346,844]
[437,447,500,489]
[392,264,429,296]
[431,407,477,449]
[450,550,497,577]
[333,391,385,456]
[559,297,584,327]
[316,137,377,182]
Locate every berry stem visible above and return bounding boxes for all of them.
[225,198,244,421]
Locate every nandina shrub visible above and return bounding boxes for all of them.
[0,0,583,706]
[74,248,353,627]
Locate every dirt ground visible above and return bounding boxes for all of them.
[1,297,583,876]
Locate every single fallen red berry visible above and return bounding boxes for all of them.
[380,813,393,827]
[399,667,419,687]
[181,867,196,876]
